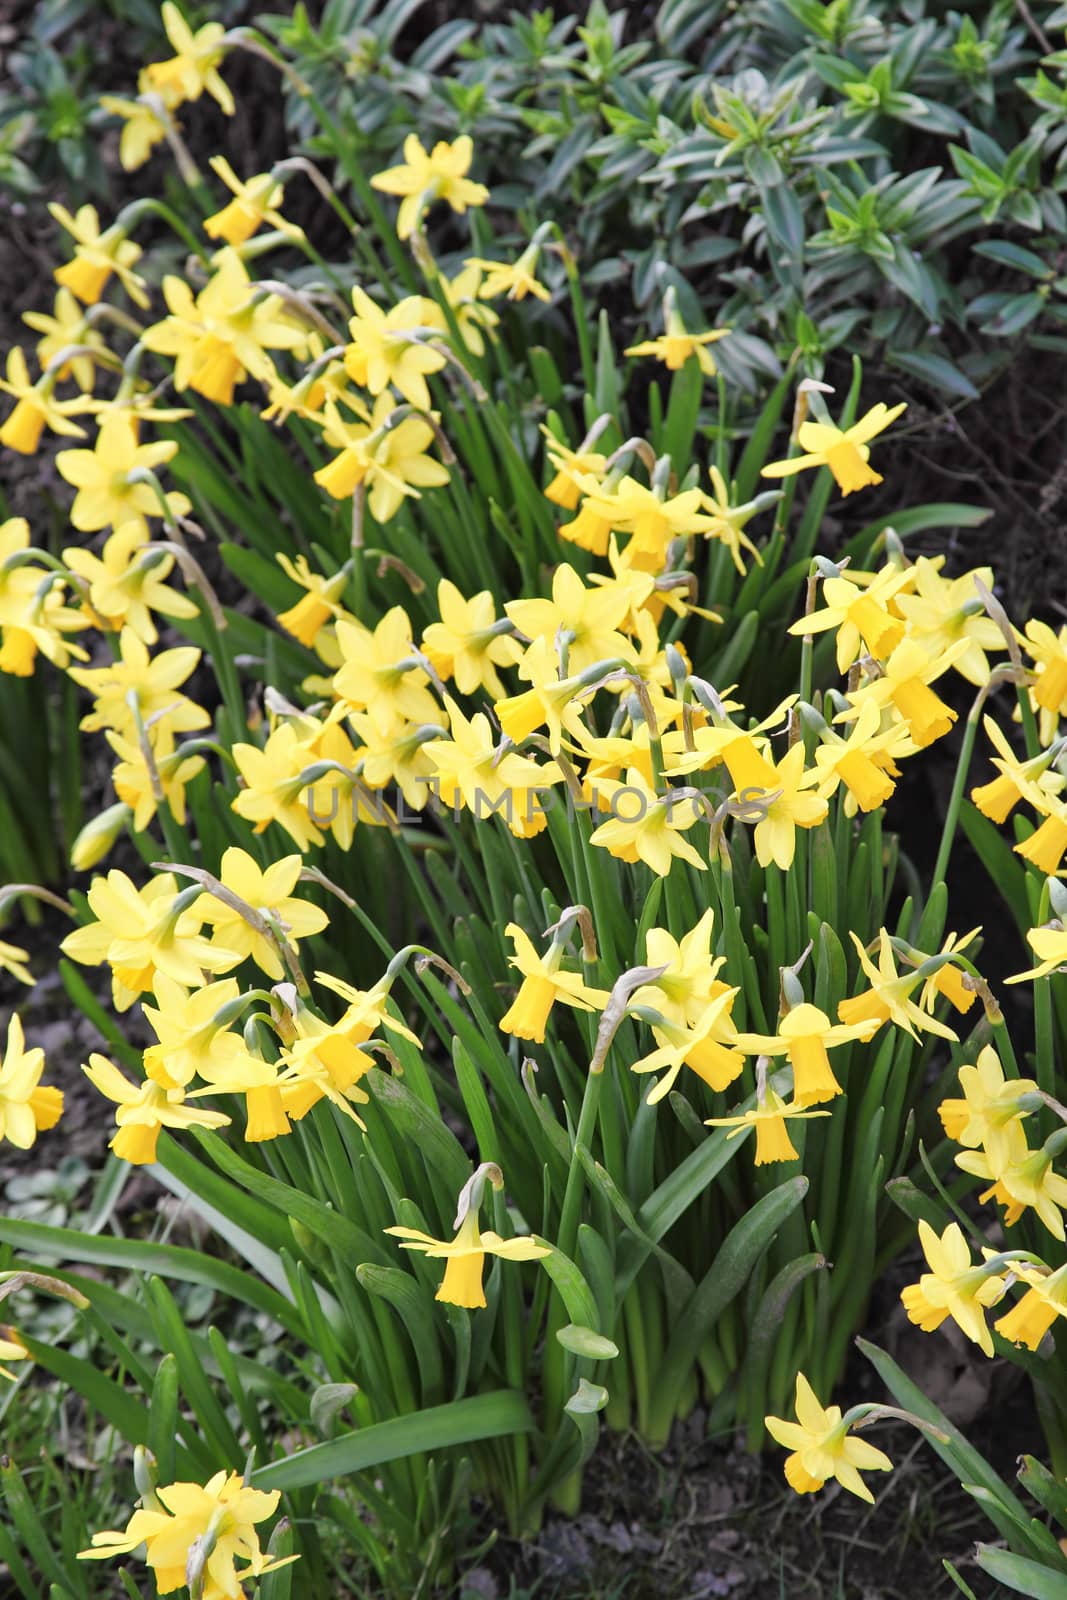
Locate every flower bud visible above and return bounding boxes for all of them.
[69,802,132,871]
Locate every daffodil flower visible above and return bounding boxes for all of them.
[837,929,959,1042]
[498,921,609,1043]
[0,1015,63,1148]
[625,295,730,376]
[706,1086,829,1164]
[737,1003,879,1107]
[995,1262,1067,1350]
[900,1220,1006,1356]
[193,846,329,981]
[142,1,234,114]
[83,1052,230,1164]
[344,288,447,410]
[78,1466,290,1594]
[204,156,303,247]
[762,400,906,496]
[766,1373,893,1501]
[371,135,488,239]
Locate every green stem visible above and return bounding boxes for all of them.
[931,682,988,890]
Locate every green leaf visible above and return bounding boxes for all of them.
[858,1340,1044,1555]
[958,801,1032,938]
[0,1214,305,1338]
[310,1383,360,1435]
[251,1391,534,1491]
[538,1247,601,1332]
[943,1561,980,1600]
[259,1520,297,1600]
[556,1324,619,1360]
[565,1378,609,1414]
[974,1546,1067,1598]
[888,351,980,400]
[646,1177,808,1443]
[1019,1458,1067,1534]
[147,1354,180,1486]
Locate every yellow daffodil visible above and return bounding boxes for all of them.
[207,1050,292,1143]
[0,347,93,455]
[892,557,1005,686]
[371,134,488,238]
[541,427,609,512]
[142,2,234,114]
[572,475,716,571]
[0,1015,63,1148]
[970,716,1064,824]
[334,606,439,734]
[424,264,500,358]
[56,414,191,536]
[1014,795,1067,877]
[494,637,590,753]
[787,565,912,673]
[706,1087,829,1164]
[276,553,353,649]
[629,910,727,1027]
[467,246,551,303]
[957,1129,1067,1241]
[349,714,437,811]
[625,295,730,376]
[630,988,745,1102]
[900,1220,1005,1356]
[344,288,446,409]
[106,730,205,829]
[917,928,980,1016]
[0,518,88,676]
[721,741,827,870]
[144,248,306,405]
[808,701,913,815]
[766,1373,893,1502]
[48,203,148,307]
[700,466,772,574]
[315,394,450,520]
[1008,922,1067,982]
[498,922,608,1043]
[22,289,106,392]
[277,1006,379,1127]
[78,1468,290,1594]
[938,1044,1038,1168]
[423,698,554,829]
[231,721,328,852]
[995,1262,1067,1351]
[141,974,246,1088]
[69,627,209,744]
[762,401,906,496]
[837,929,959,1042]
[840,637,969,749]
[506,562,635,676]
[195,846,329,981]
[1023,619,1067,731]
[61,869,238,1011]
[422,579,522,697]
[737,1003,880,1107]
[204,155,303,246]
[589,769,708,877]
[63,525,199,642]
[98,88,172,171]
[83,1052,230,1164]
[386,1211,549,1309]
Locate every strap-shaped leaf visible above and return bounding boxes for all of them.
[646,1177,808,1444]
[251,1391,534,1491]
